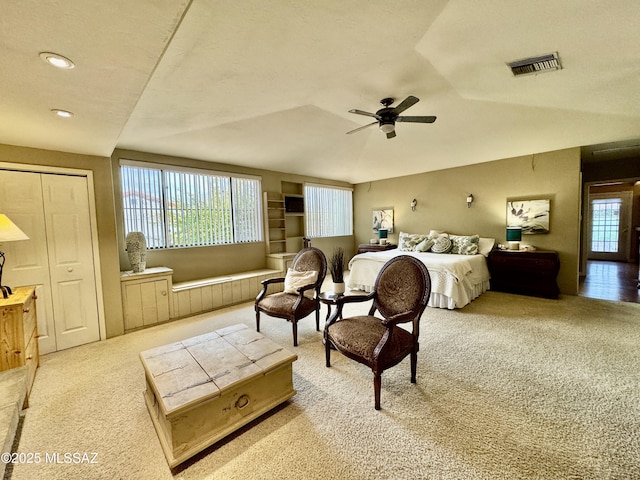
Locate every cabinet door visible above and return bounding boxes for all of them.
[142,279,170,325]
[123,279,170,330]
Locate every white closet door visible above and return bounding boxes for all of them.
[41,174,100,350]
[0,170,56,353]
[0,170,100,352]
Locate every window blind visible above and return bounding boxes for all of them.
[120,163,263,248]
[304,184,353,238]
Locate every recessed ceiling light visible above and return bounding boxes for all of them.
[39,52,75,69]
[51,109,74,118]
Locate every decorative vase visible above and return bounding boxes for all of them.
[126,231,147,273]
[333,282,346,295]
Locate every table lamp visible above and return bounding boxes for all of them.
[0,214,29,298]
[506,226,522,250]
[378,228,388,245]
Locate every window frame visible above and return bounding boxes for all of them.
[304,183,353,238]
[120,160,263,249]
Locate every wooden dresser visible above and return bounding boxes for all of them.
[487,249,560,299]
[0,286,39,404]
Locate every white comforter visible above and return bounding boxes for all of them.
[347,249,491,309]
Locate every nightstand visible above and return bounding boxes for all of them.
[487,249,560,299]
[357,243,397,254]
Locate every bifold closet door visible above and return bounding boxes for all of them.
[0,170,100,353]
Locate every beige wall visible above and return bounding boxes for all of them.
[0,144,124,337]
[353,148,582,295]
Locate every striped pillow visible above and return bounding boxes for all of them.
[431,235,453,254]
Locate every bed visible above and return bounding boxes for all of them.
[347,234,493,309]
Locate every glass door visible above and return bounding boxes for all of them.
[587,192,632,261]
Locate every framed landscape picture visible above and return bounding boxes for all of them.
[507,198,550,234]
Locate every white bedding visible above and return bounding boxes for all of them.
[347,249,491,309]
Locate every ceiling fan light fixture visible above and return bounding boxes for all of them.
[379,122,395,134]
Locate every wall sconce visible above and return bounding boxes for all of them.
[410,198,417,211]
[466,194,474,208]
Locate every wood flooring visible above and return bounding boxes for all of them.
[579,260,640,303]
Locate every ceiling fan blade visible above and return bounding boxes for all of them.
[348,109,380,119]
[386,130,396,139]
[346,121,378,135]
[396,115,437,123]
[392,95,419,114]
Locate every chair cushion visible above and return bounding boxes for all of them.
[284,269,318,298]
[327,316,415,369]
[257,292,318,318]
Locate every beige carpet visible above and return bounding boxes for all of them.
[7,291,640,480]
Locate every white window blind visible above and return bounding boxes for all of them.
[232,177,263,243]
[121,165,166,248]
[120,163,263,248]
[304,184,353,238]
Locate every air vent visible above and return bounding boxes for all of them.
[507,52,561,77]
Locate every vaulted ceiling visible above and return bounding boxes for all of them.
[2,0,640,183]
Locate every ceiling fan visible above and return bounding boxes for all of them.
[346,95,436,139]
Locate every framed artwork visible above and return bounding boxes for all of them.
[507,199,550,234]
[372,208,394,233]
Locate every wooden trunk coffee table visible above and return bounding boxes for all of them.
[140,323,297,468]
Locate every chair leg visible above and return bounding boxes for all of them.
[410,351,417,383]
[292,320,298,347]
[315,307,320,331]
[374,373,382,410]
[325,337,331,367]
[255,310,261,333]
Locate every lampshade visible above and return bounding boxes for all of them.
[0,214,29,242]
[506,226,522,242]
[0,214,29,299]
[378,229,388,239]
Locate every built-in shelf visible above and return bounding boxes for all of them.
[264,184,306,254]
[264,192,287,254]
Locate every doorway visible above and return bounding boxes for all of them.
[0,167,103,353]
[587,191,632,262]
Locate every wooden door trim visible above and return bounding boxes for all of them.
[0,162,106,342]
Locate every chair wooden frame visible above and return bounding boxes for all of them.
[255,247,327,346]
[324,255,431,409]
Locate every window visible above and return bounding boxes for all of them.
[120,161,262,249]
[304,184,353,237]
[590,197,621,253]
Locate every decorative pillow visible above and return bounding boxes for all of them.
[428,230,446,239]
[450,234,480,255]
[398,232,428,251]
[478,237,496,257]
[415,238,435,252]
[431,235,453,254]
[284,269,318,298]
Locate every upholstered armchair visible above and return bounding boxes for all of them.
[324,255,431,409]
[255,247,327,346]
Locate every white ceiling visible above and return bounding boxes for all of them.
[2,0,640,184]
